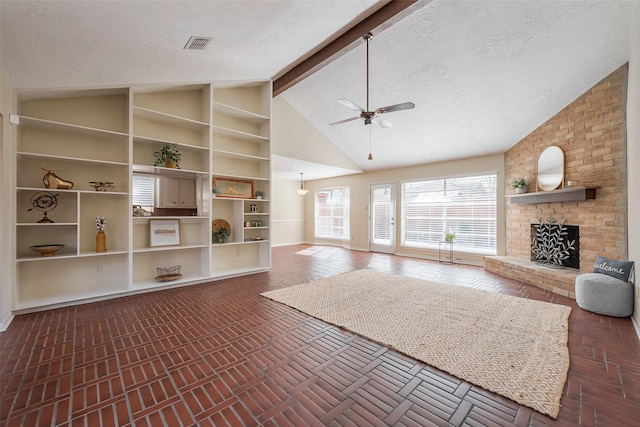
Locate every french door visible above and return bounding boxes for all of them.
[370,183,395,254]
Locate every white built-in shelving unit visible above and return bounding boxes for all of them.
[11,81,271,311]
[210,84,271,278]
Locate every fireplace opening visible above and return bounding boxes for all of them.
[530,221,580,269]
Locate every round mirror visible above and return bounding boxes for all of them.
[537,146,564,191]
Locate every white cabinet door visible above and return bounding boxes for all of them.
[177,178,196,207]
[157,177,196,208]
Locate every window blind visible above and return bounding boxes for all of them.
[132,174,155,208]
[401,174,497,253]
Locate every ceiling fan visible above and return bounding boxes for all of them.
[330,33,415,129]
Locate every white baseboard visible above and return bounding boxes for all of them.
[633,315,640,341]
[0,311,15,332]
[272,241,306,247]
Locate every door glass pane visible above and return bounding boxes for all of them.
[372,187,391,245]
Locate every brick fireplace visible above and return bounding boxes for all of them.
[485,64,629,298]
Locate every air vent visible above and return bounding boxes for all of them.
[184,36,212,50]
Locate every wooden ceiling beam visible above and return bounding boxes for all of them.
[272,0,428,97]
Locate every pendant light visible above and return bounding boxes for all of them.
[297,172,308,196]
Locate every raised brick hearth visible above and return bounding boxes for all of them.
[484,256,580,298]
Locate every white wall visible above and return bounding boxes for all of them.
[302,154,506,264]
[271,96,361,172]
[628,2,640,337]
[0,62,14,330]
[271,178,306,246]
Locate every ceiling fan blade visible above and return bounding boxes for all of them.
[338,99,364,112]
[371,116,392,128]
[375,102,415,114]
[330,116,360,126]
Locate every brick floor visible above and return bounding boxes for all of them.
[1,245,639,426]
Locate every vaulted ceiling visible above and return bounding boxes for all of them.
[1,1,634,180]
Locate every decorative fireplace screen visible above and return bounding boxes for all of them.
[531,215,579,269]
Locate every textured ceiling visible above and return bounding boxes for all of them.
[280,0,634,173]
[0,0,379,87]
[1,1,634,178]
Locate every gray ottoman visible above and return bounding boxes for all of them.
[575,273,634,317]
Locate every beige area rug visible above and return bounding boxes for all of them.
[261,269,571,418]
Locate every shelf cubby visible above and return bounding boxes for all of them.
[79,192,129,254]
[18,91,129,133]
[17,116,129,164]
[132,247,209,287]
[16,254,129,310]
[210,241,270,278]
[133,85,211,123]
[17,189,78,224]
[17,154,129,192]
[133,137,209,173]
[212,153,269,181]
[212,84,270,119]
[132,216,210,250]
[17,225,78,259]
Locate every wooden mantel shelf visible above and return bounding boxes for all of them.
[506,186,597,204]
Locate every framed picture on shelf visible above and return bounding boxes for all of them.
[212,177,253,199]
[150,219,180,247]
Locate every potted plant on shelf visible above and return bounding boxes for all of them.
[214,227,230,244]
[153,143,181,169]
[511,177,527,194]
[254,190,264,200]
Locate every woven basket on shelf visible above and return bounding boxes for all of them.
[155,265,182,282]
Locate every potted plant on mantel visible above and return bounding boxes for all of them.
[153,143,181,169]
[511,177,527,194]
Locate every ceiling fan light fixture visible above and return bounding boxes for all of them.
[329,32,416,159]
[297,173,308,196]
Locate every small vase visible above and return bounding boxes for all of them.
[165,158,177,168]
[96,230,107,252]
[516,187,526,194]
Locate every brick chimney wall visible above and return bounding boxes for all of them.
[504,64,628,271]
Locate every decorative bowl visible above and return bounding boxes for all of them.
[30,244,65,257]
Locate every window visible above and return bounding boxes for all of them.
[401,174,497,253]
[315,187,350,240]
[132,174,155,209]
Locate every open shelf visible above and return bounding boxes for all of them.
[132,164,209,177]
[212,125,269,143]
[133,106,209,129]
[213,101,269,121]
[17,115,128,138]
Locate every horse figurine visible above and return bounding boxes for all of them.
[42,168,74,189]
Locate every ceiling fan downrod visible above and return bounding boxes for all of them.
[364,33,372,113]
